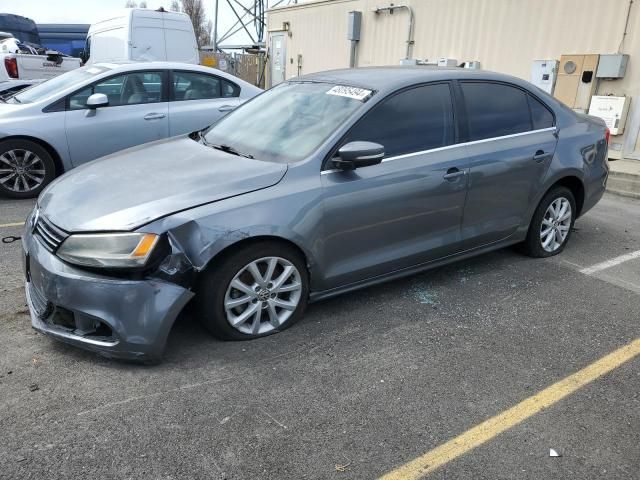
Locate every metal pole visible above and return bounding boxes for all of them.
[349,40,357,68]
[213,0,219,51]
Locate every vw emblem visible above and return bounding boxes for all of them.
[31,208,40,232]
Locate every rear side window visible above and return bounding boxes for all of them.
[344,83,455,157]
[528,95,554,129]
[461,82,532,141]
[172,71,221,100]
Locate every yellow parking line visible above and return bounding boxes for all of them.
[0,222,24,228]
[379,338,640,480]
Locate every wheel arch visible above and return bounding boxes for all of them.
[0,135,65,176]
[550,175,585,217]
[197,234,313,283]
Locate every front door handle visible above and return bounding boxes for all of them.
[218,105,235,112]
[443,167,466,180]
[533,150,550,162]
[144,112,166,120]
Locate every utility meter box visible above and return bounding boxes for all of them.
[588,95,631,135]
[464,61,481,70]
[531,60,558,95]
[554,54,599,112]
[437,58,458,67]
[347,11,362,41]
[596,54,629,78]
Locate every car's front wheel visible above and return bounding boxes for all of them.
[522,186,576,258]
[196,241,309,340]
[0,139,56,199]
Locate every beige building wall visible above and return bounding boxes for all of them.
[267,0,640,160]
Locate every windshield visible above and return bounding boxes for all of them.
[13,65,111,104]
[204,82,372,163]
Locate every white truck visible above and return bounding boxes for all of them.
[0,35,81,88]
[84,8,199,65]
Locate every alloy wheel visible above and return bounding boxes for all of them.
[0,149,46,193]
[540,197,572,252]
[224,256,303,335]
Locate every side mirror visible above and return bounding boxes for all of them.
[86,93,109,109]
[333,141,385,170]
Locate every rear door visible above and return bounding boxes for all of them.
[168,70,241,136]
[320,83,469,288]
[65,70,169,165]
[458,81,557,248]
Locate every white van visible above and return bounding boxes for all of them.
[85,8,199,65]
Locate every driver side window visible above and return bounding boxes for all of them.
[342,83,455,158]
[68,71,164,110]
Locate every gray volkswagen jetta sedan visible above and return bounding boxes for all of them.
[22,67,609,362]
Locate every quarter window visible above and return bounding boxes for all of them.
[68,71,163,110]
[461,82,532,141]
[528,94,554,129]
[343,83,455,157]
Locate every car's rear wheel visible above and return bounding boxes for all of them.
[522,186,576,258]
[0,139,56,199]
[196,241,309,340]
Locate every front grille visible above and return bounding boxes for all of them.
[34,214,68,253]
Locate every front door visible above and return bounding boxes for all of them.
[320,83,469,289]
[458,81,558,248]
[65,70,169,165]
[269,33,286,87]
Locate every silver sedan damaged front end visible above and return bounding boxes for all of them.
[22,209,196,363]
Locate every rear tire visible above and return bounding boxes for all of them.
[0,139,56,199]
[195,241,309,341]
[521,186,576,258]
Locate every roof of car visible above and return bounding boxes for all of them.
[295,66,530,93]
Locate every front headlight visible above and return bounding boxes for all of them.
[57,233,159,268]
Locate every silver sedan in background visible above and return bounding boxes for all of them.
[0,62,262,198]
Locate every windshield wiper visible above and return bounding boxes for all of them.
[209,143,254,159]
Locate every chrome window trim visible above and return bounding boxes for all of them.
[321,127,557,175]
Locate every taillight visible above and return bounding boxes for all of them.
[4,57,18,79]
[604,127,610,144]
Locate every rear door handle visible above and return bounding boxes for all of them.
[533,150,550,162]
[443,167,466,180]
[144,113,166,120]
[218,105,235,112]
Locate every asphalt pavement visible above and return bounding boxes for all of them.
[0,194,638,479]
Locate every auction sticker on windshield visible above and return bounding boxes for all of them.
[326,85,372,101]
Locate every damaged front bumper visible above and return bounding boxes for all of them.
[22,227,194,362]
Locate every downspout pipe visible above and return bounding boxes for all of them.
[373,4,415,59]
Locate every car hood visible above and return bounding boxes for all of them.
[39,136,288,232]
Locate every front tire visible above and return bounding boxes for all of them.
[0,139,56,199]
[195,241,309,340]
[522,186,576,258]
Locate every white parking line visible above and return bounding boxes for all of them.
[580,250,640,275]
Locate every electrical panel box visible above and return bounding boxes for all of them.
[596,54,629,78]
[464,61,481,70]
[588,95,631,135]
[438,58,458,67]
[531,60,558,95]
[554,54,599,112]
[399,58,419,66]
[347,11,362,41]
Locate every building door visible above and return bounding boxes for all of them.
[269,33,286,87]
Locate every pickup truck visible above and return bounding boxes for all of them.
[0,37,80,84]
